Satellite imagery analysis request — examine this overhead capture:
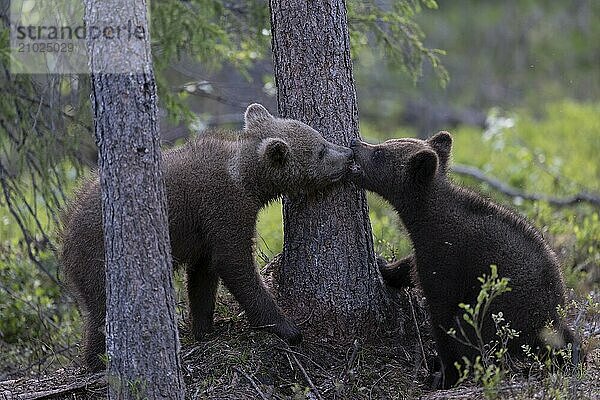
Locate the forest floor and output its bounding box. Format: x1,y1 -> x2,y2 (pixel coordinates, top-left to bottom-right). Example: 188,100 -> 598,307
2,287 -> 598,400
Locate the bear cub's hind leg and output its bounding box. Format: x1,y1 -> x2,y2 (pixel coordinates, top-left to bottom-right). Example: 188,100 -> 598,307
83,310 -> 107,372
186,263 -> 219,341
377,254 -> 416,288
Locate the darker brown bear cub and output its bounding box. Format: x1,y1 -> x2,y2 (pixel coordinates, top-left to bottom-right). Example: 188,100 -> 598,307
60,104 -> 354,371
350,132 -> 579,388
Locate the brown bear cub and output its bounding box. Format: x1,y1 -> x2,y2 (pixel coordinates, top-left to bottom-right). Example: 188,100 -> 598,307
60,104 -> 354,371
350,132 -> 579,388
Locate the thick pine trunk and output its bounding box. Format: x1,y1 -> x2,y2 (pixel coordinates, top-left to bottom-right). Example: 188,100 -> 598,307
270,0 -> 395,338
84,1 -> 185,398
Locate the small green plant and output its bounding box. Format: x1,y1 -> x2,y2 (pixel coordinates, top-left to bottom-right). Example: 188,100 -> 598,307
127,378 -> 148,400
99,352 -> 109,368
454,265 -> 513,351
290,383 -> 311,399
107,374 -> 148,400
522,296 -> 595,382
447,265 -> 518,398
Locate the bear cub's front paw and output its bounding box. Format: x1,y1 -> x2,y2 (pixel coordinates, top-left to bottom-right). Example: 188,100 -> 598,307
376,254 -> 389,271
191,317 -> 214,342
269,318 -> 303,345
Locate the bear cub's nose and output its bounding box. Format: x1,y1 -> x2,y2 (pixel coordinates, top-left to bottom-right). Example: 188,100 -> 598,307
343,147 -> 354,163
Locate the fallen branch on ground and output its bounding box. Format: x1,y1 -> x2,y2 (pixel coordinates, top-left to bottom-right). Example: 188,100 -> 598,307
0,372 -> 105,400
288,351 -> 324,400
233,367 -> 268,400
452,164 -> 600,208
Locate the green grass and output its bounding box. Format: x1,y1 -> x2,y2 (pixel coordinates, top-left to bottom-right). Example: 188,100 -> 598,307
256,201 -> 284,266
361,101 -> 600,193
255,194 -> 412,265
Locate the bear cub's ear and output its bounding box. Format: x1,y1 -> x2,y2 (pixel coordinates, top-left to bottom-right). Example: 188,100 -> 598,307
427,131 -> 452,171
408,149 -> 438,185
244,103 -> 274,129
259,138 -> 290,167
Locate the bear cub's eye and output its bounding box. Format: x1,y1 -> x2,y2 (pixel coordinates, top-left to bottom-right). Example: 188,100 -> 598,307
373,148 -> 384,162
318,145 -> 327,160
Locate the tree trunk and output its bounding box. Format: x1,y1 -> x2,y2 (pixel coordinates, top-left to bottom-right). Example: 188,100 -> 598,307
84,1 -> 185,398
270,0 -> 396,338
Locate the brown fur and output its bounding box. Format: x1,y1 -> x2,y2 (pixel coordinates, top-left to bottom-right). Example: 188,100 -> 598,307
59,104 -> 354,371
351,132 -> 580,388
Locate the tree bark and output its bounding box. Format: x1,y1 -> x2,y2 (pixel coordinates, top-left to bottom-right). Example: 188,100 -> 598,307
84,1 -> 185,398
270,0 -> 396,338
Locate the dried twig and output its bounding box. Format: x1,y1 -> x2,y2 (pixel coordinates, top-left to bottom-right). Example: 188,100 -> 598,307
452,164 -> 600,208
276,347 -> 327,372
419,383 -> 524,400
175,82 -> 245,108
368,369 -> 393,400
340,339 -> 360,382
232,367 -> 268,400
289,352 -> 324,400
407,289 -> 428,373
347,339 -> 360,371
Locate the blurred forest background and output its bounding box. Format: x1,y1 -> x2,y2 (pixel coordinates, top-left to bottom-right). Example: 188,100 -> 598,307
0,0 -> 598,389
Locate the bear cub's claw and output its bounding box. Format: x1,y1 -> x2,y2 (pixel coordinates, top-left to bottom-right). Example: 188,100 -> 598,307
286,329 -> 303,345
